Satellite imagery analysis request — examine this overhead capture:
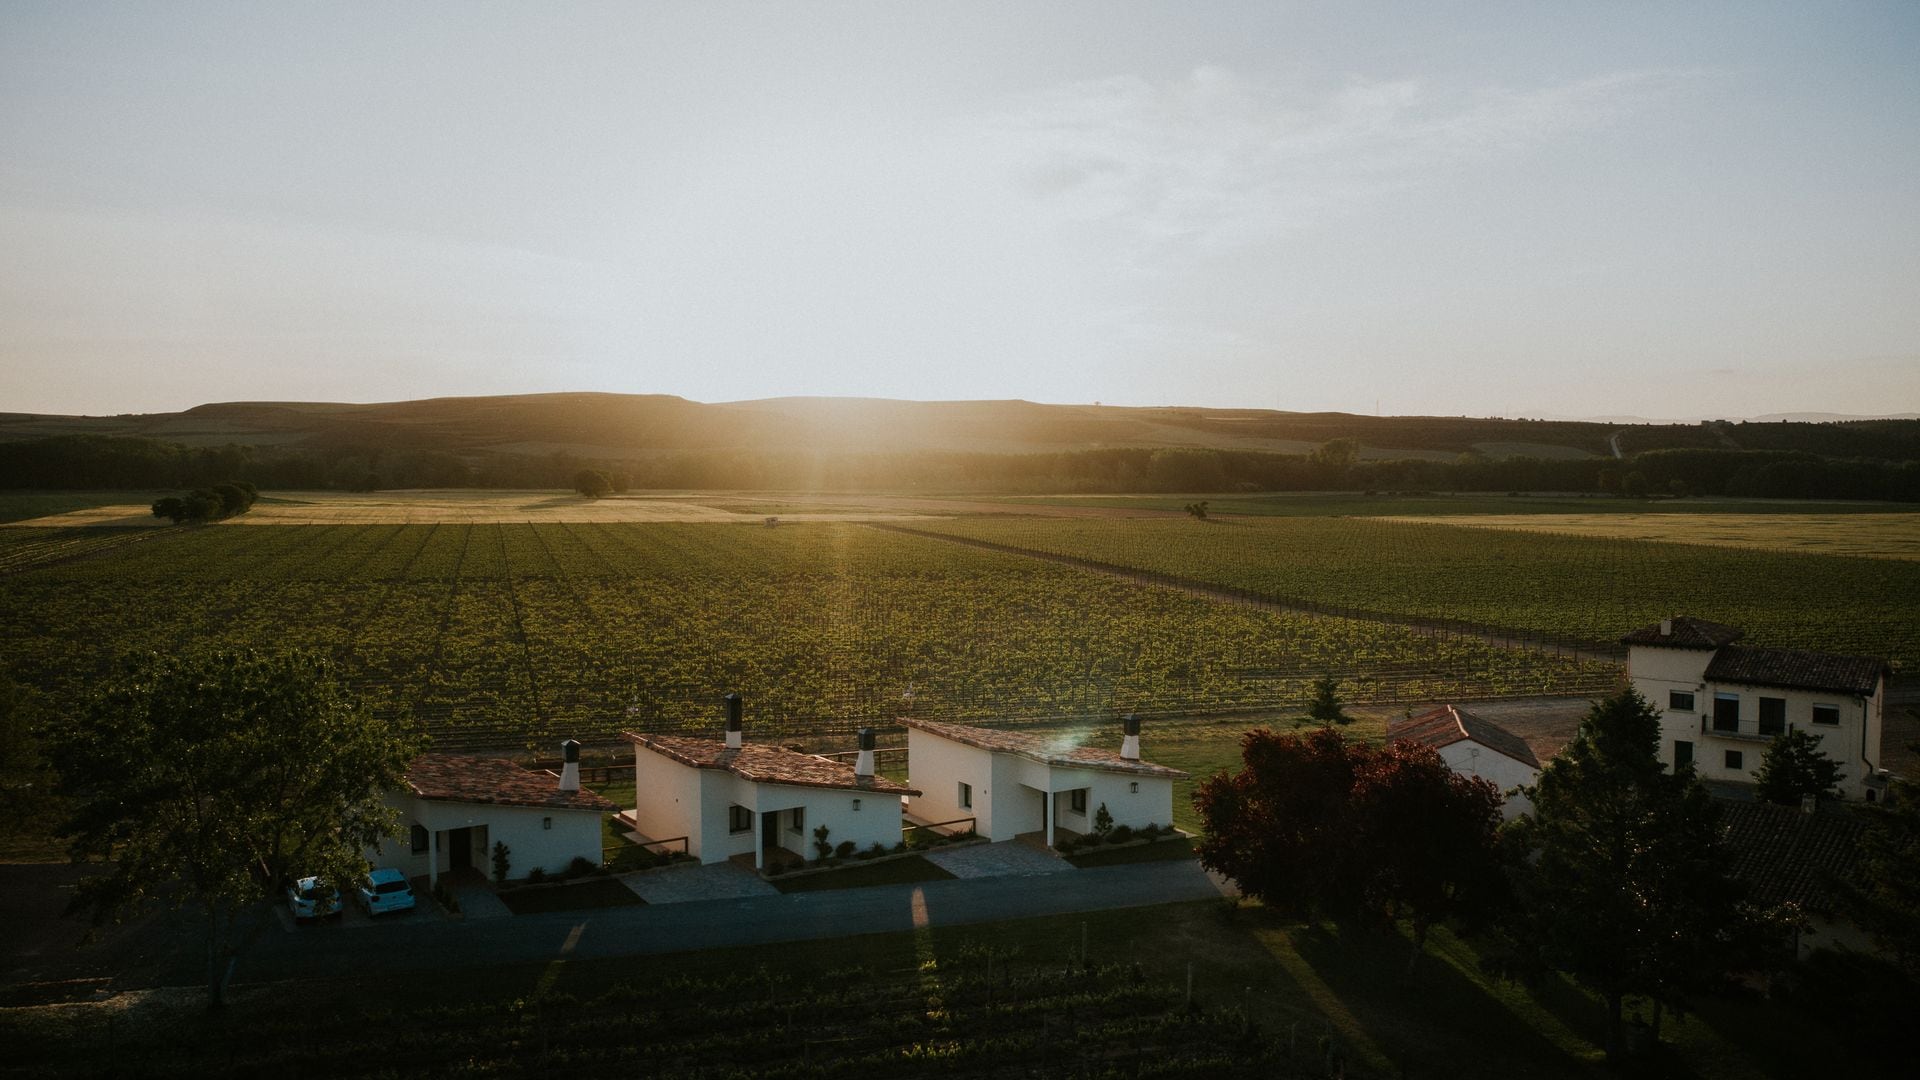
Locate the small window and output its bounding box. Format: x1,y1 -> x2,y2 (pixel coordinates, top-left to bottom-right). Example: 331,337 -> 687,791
1129,782 -> 1139,794
1758,697 -> 1786,737
1070,789 -> 1088,815
411,824 -> 429,854
852,798 -> 862,812
958,782 -> 972,810
1674,741 -> 1694,771
729,805 -> 752,834
543,817 -> 552,831
1724,749 -> 1744,771
1669,690 -> 1695,712
788,807 -> 805,834
1812,704 -> 1840,726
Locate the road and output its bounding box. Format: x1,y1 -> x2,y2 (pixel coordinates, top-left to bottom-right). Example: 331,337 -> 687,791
1,858 -> 1228,992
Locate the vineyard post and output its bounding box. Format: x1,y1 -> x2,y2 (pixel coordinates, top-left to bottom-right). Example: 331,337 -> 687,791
1185,962 -> 1193,1007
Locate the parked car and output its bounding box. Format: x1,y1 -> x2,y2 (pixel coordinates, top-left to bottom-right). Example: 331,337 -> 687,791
358,867 -> 417,916
287,876 -> 340,920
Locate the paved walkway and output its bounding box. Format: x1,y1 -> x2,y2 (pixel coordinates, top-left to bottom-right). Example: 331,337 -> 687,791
925,839 -> 1069,879
442,873 -> 512,920
619,861 -> 779,904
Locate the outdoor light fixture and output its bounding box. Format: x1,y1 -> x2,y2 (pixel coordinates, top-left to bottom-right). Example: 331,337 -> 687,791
543,817 -> 552,830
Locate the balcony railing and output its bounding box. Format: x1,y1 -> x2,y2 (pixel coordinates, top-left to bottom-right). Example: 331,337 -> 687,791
1699,716 -> 1791,742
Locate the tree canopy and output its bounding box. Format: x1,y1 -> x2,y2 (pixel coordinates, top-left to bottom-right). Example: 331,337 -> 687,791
50,649 -> 419,1005
1753,729 -> 1845,806
1307,675 -> 1350,725
574,468 -> 614,498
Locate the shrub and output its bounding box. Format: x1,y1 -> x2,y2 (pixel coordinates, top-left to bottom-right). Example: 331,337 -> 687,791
1093,803 -> 1114,836
1056,836 -> 1081,853
812,824 -> 833,863
865,841 -> 888,859
567,855 -> 600,879
835,840 -> 856,859
1136,823 -> 1161,840
1111,824 -> 1134,843
893,841 -> 908,854
526,866 -> 547,885
491,841 -> 511,884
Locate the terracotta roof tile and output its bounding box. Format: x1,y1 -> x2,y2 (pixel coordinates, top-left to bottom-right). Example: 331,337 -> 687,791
900,717 -> 1188,779
1705,645 -> 1889,698
406,755 -> 618,813
1718,798 -> 1869,912
625,733 -> 919,796
1621,617 -> 1745,650
1388,706 -> 1541,770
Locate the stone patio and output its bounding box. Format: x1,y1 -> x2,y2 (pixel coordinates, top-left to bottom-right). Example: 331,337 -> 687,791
925,839 -> 1072,880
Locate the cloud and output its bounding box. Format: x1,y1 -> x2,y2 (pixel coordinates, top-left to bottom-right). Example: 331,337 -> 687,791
984,65 -> 1702,258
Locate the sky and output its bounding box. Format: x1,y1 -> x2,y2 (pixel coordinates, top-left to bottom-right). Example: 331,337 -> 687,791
3,1 -> 1918,419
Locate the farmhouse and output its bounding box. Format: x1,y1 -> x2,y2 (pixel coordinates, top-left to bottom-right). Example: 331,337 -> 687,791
374,740 -> 618,887
902,715 -> 1185,845
1624,617 -> 1891,801
1387,704 -> 1541,818
624,694 -> 919,869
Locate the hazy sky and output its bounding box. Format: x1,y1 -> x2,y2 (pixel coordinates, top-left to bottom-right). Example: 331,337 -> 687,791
4,2 -> 1917,418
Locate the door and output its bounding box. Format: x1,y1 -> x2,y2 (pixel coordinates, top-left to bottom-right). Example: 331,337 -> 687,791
761,811 -> 779,852
1674,740 -> 1694,772
448,827 -> 472,871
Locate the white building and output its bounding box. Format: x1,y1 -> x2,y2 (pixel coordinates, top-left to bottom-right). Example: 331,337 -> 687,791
1387,704 -> 1541,818
373,741 -> 618,888
1624,617 -> 1891,800
901,715 -> 1185,846
624,696 -> 918,870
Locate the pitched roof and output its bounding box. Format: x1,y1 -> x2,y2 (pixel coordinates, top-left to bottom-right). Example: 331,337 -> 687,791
1388,705 -> 1541,770
899,717 -> 1188,779
406,754 -> 618,813
1705,645 -> 1889,698
624,733 -> 919,796
1621,617 -> 1745,650
1718,798 -> 1869,912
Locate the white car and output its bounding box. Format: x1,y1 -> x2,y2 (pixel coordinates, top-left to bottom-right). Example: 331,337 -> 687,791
287,876 -> 340,920
358,867 -> 417,916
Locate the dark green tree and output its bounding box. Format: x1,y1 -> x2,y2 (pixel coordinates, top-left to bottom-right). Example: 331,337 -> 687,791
50,650 -> 419,1007
1845,776 -> 1920,978
1502,687 -> 1758,1060
1753,729 -> 1845,806
574,468 -> 613,498
1308,675 -> 1350,725
0,674 -> 56,844
150,496 -> 187,523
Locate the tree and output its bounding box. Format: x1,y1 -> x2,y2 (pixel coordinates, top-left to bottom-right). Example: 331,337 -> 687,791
1308,675 -> 1350,725
1195,727 -> 1363,921
1184,500 -> 1209,520
0,674 -> 56,839
1501,687 -> 1757,1060
1621,471 -> 1650,498
574,468 -> 613,498
1753,729 -> 1845,806
49,650 -> 419,1007
150,496 -> 187,523
1845,776 -> 1920,977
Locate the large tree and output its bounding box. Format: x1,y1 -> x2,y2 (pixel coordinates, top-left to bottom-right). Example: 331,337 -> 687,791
1501,687 -> 1759,1060
1753,728 -> 1845,806
1846,775 -> 1920,978
1194,727 -> 1503,970
50,649 -> 419,1006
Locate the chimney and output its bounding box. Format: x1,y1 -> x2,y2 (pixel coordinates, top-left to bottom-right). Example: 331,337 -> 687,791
1660,618 -> 1673,637
855,727 -> 876,779
559,739 -> 581,792
724,692 -> 743,750
1801,793 -> 1817,815
1121,714 -> 1141,761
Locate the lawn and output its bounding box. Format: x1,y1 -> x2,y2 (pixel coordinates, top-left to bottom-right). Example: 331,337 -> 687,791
771,854 -> 955,892
495,876 -> 644,914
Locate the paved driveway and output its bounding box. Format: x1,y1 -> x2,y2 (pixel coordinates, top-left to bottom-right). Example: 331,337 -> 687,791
619,861 -> 778,904
925,840 -> 1069,879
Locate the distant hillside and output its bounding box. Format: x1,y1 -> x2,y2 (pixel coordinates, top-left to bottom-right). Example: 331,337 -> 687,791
6,393 -> 1917,462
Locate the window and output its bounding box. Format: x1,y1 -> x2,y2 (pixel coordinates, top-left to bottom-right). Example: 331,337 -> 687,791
542,817 -> 552,831
1129,782 -> 1139,794
788,807 -> 805,834
1712,694 -> 1740,733
1070,789 -> 1088,815
958,782 -> 972,810
1812,704 -> 1840,726
1674,741 -> 1693,771
1758,697 -> 1786,737
1669,690 -> 1695,712
728,805 -> 752,834
1724,749 -> 1744,771
411,824 -> 429,854
852,798 -> 862,812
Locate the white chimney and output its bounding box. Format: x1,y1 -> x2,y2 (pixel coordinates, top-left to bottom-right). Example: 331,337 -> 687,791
1801,793 -> 1817,815
724,692 -> 743,750
855,727 -> 876,779
1120,715 -> 1140,761
1660,618 -> 1673,637
559,739 -> 581,792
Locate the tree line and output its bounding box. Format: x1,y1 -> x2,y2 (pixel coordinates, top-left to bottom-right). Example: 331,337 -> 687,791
3,432 -> 1919,500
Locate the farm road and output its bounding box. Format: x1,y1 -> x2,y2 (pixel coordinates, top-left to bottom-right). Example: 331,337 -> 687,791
1,859 -> 1229,993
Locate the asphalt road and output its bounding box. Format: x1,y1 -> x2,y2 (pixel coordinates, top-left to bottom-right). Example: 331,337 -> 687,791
2,858 -> 1228,992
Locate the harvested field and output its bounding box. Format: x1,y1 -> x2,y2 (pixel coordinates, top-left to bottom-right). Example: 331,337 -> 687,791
1384,512 -> 1920,561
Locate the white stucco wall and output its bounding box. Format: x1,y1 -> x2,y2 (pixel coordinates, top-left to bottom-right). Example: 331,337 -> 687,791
368,795 -> 604,883
1086,772 -> 1176,831
906,728 -> 998,836
633,748 -> 704,857
1436,742 -> 1538,819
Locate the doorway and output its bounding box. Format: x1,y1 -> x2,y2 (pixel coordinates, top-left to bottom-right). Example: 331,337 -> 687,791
448,827 -> 472,871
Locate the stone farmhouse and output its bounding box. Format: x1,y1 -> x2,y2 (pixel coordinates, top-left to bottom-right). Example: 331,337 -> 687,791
1623,617 -> 1891,801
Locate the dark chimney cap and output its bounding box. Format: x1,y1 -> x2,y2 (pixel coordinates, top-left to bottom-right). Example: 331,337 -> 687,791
562,739 -> 581,763
724,692 -> 742,731
1123,714 -> 1140,735
857,727 -> 876,751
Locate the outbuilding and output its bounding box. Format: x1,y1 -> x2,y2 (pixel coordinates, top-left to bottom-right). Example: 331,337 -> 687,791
1387,705 -> 1542,818
902,715 -> 1185,846
373,740 -> 617,887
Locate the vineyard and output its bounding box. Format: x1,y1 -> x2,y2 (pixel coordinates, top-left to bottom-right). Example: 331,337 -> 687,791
908,517 -> 1920,669
0,522 -> 1616,752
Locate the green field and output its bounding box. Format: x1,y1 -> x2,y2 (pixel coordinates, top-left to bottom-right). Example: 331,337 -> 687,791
0,521 -> 1614,752
911,517 -> 1920,668
1002,491 -> 1920,518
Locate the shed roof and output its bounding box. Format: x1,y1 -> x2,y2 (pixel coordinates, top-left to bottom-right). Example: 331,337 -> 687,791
405,754 -> 618,813
900,717 -> 1188,779
1621,617 -> 1745,650
1718,799 -> 1869,913
1705,645 -> 1889,698
625,733 -> 919,796
1388,705 -> 1542,770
